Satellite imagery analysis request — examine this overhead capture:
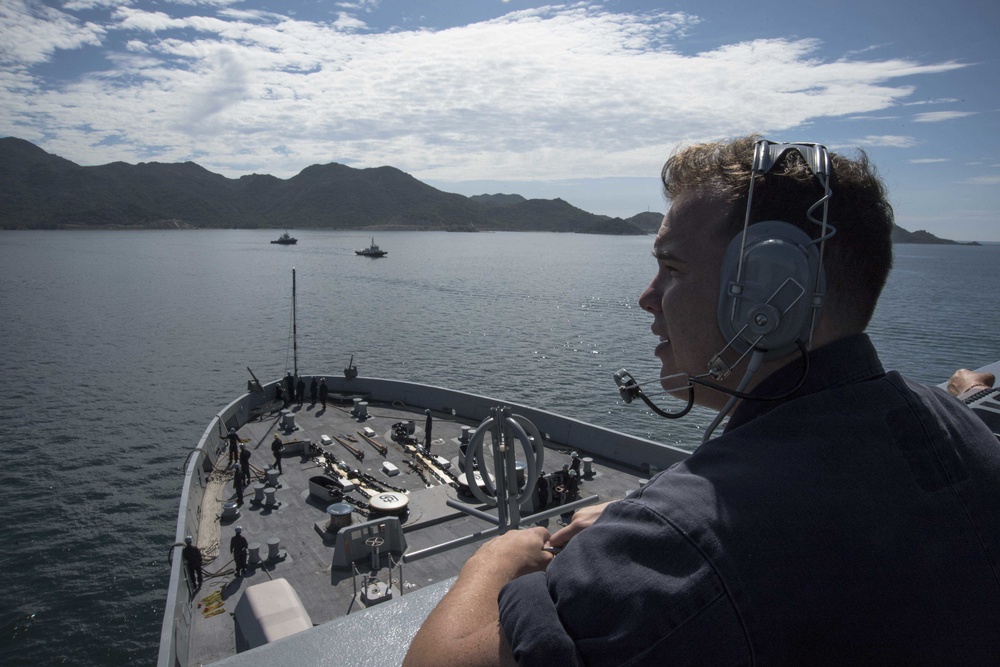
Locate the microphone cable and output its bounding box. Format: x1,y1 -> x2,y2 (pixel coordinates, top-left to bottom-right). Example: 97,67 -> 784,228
701,350 -> 764,444
613,370 -> 695,419
696,341 -> 808,443
613,341 -> 810,437
690,339 -> 810,402
640,384 -> 695,419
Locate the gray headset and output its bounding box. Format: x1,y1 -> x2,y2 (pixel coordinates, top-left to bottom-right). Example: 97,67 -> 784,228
715,141 -> 834,365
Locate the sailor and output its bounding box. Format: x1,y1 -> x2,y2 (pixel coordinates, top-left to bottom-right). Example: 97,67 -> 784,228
555,470 -> 579,524
535,471 -> 549,510
238,444 -> 251,485
230,526 -> 249,577
227,428 -> 239,464
569,451 -> 581,476
296,377 -> 305,404
271,433 -> 284,474
284,372 -> 295,403
233,463 -> 245,506
275,381 -> 284,405
319,378 -> 329,408
405,136 -> 1000,665
565,469 -> 580,501
310,377 -> 318,404
182,535 -> 203,588
423,409 -> 433,453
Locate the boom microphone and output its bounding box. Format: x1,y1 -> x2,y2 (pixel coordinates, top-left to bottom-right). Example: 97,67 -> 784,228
613,369 -> 694,419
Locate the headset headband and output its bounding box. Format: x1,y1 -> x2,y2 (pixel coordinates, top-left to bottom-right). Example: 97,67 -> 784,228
752,141 -> 830,180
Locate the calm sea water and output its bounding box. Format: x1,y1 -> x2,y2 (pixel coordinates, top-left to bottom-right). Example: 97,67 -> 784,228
0,230 -> 997,665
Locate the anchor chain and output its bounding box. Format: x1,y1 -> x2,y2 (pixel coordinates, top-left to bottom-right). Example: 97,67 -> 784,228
341,495 -> 371,517
405,459 -> 434,487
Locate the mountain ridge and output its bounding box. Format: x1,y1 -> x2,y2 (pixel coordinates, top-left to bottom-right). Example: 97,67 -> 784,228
0,137 -> 969,243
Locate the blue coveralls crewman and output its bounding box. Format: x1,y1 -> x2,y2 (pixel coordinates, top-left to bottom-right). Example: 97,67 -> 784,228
230,526 -> 248,577
271,434 -> 284,474
182,535 -> 203,588
227,428 -> 239,464
238,444 -> 251,484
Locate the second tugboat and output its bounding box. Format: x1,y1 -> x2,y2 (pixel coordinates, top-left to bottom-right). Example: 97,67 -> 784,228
355,237 -> 387,257
271,232 -> 298,245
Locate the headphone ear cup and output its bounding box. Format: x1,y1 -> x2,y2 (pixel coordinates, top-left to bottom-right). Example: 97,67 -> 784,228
717,221 -> 824,360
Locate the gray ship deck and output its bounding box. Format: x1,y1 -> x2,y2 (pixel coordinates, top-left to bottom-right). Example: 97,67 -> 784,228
164,364 -> 1000,667
187,390 -> 653,666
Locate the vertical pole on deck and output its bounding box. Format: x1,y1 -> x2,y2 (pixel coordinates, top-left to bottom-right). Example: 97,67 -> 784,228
292,268 -> 298,377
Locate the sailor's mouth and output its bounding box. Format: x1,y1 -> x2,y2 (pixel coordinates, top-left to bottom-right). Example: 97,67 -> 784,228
654,338 -> 670,357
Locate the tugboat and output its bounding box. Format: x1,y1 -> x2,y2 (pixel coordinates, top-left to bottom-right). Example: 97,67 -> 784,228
271,232 -> 298,245
355,237 -> 387,257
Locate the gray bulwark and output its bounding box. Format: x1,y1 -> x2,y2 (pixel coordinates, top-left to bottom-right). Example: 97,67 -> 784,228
213,579 -> 451,667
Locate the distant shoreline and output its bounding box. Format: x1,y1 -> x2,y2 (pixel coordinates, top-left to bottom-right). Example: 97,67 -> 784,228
0,225 -> 984,245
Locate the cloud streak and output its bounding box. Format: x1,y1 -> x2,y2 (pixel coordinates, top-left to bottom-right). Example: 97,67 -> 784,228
913,110 -> 977,123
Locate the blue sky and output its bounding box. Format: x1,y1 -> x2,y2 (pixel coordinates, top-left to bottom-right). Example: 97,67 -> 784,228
2,0 -> 998,241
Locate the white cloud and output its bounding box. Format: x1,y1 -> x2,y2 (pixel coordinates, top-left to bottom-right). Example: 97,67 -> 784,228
964,175 -> 1000,186
909,158 -> 950,164
847,135 -> 918,149
0,2 -> 971,187
336,0 -> 380,11
160,0 -> 243,6
913,110 -> 977,122
332,11 -> 368,30
843,43 -> 893,58
0,0 -> 106,66
62,0 -> 130,9
902,97 -> 959,106
844,115 -> 899,121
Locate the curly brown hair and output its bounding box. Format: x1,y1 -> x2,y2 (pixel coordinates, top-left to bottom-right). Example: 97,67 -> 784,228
660,135 -> 894,332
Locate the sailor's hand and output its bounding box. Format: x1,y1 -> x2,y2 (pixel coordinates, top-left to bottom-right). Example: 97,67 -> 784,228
407,530 -> 542,667
947,368 -> 995,397
464,526 -> 553,581
548,500 -> 613,548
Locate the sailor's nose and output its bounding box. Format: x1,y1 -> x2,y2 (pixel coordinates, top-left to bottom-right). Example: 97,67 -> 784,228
639,282 -> 661,313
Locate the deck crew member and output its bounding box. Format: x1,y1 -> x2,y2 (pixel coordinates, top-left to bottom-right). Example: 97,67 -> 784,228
296,378 -> 305,404
227,428 -> 239,464
404,136 -> 1000,666
569,451 -> 581,476
271,433 -> 284,474
233,463 -> 245,506
535,472 -> 548,510
284,372 -> 295,404
230,526 -> 248,577
310,377 -> 318,404
565,469 -> 579,501
182,535 -> 203,588
238,444 -> 251,484
423,409 -> 433,452
319,378 -> 328,408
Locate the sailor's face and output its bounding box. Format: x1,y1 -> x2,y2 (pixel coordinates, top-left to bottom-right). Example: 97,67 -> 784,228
638,191 -> 731,410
